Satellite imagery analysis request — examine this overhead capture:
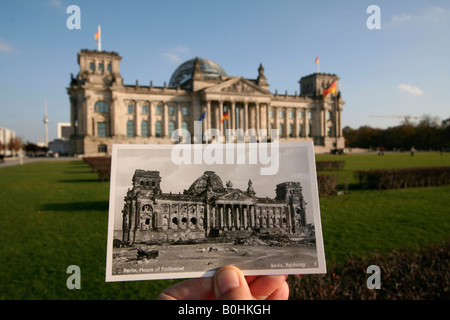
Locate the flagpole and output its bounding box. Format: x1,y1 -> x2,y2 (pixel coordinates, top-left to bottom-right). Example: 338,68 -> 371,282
315,55 -> 320,73
98,25 -> 101,52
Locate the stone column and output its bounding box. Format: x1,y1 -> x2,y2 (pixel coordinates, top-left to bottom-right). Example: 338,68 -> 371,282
275,106 -> 279,137
303,108 -> 309,137
84,96 -> 91,136
219,205 -> 223,229
148,101 -> 153,137
163,102 -> 169,138
110,98 -> 117,137
238,106 -> 244,129
244,102 -> 248,131
219,101 -> 224,134
227,206 -> 232,230
207,100 -> 212,131
135,101 -> 141,137
256,103 -> 260,133
176,102 -> 182,130
285,107 -> 289,138
266,104 -> 271,139
231,101 -> 236,131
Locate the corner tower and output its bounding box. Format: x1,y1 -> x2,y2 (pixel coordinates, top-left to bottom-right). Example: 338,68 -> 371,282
275,182 -> 307,233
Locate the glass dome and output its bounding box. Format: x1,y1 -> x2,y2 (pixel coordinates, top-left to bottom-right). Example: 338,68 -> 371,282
168,57 -> 226,88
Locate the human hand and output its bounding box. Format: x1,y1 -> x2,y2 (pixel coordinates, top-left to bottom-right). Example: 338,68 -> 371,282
157,265 -> 289,300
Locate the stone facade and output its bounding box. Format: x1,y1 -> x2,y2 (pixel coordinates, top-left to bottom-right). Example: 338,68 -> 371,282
67,49 -> 345,156
122,170 -> 307,243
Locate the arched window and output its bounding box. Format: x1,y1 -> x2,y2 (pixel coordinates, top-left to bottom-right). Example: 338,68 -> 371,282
289,124 -> 293,137
182,121 -> 189,131
126,121 -> 134,138
141,121 -> 149,137
155,121 -> 162,137
94,101 -> 109,113
168,121 -> 175,137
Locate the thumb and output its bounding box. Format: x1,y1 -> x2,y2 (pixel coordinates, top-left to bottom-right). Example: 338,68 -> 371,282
214,265 -> 253,300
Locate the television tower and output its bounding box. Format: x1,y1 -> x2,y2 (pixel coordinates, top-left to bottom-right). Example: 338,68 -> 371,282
44,98 -> 49,147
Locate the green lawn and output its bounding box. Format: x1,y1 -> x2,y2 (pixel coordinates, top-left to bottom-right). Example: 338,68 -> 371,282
0,153 -> 449,299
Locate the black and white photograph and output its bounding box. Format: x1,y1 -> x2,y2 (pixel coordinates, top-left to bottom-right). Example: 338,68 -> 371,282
106,141 -> 326,281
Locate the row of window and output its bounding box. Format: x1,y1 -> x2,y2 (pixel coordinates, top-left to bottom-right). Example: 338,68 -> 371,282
94,101 -> 190,116
97,122 -> 333,138
96,121 -> 189,138
89,62 -> 112,73
127,104 -> 189,116
272,124 -> 311,138
94,101 -> 333,122
269,110 -> 333,121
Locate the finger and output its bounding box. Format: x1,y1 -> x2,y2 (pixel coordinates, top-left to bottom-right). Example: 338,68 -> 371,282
248,275 -> 289,300
214,265 -> 253,300
265,280 -> 290,300
157,276 -> 215,300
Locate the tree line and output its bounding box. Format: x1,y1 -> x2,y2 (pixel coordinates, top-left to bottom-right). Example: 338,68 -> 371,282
0,138 -> 49,158
344,116 -> 450,151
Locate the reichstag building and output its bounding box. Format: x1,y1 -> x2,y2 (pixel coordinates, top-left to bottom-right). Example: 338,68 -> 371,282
122,170 -> 307,243
67,49 -> 344,155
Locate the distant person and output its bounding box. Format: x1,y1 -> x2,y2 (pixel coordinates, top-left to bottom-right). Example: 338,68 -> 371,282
157,265 -> 289,300
410,146 -> 415,156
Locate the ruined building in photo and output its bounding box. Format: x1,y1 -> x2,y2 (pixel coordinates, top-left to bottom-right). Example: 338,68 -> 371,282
68,49 -> 345,156
122,170 -> 308,243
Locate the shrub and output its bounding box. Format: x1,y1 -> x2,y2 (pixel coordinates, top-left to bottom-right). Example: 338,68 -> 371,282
356,167 -> 450,190
83,156 -> 111,181
288,240 -> 450,299
317,174 -> 339,195
316,161 -> 345,171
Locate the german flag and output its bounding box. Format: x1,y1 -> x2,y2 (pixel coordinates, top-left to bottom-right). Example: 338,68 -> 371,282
323,81 -> 337,98
220,112 -> 229,123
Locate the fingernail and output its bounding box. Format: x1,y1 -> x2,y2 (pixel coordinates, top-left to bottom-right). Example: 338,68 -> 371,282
216,269 -> 240,294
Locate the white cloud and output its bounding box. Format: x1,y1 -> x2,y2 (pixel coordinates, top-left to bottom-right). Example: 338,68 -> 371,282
0,39 -> 15,53
389,13 -> 412,26
387,6 -> 449,28
162,52 -> 182,63
48,0 -> 63,8
397,84 -> 424,96
424,6 -> 449,23
162,46 -> 191,63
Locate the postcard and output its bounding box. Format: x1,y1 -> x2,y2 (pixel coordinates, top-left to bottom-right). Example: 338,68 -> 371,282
106,141 -> 326,281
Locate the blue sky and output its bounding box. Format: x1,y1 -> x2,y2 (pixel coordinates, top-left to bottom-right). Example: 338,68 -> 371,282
1,0 -> 449,143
